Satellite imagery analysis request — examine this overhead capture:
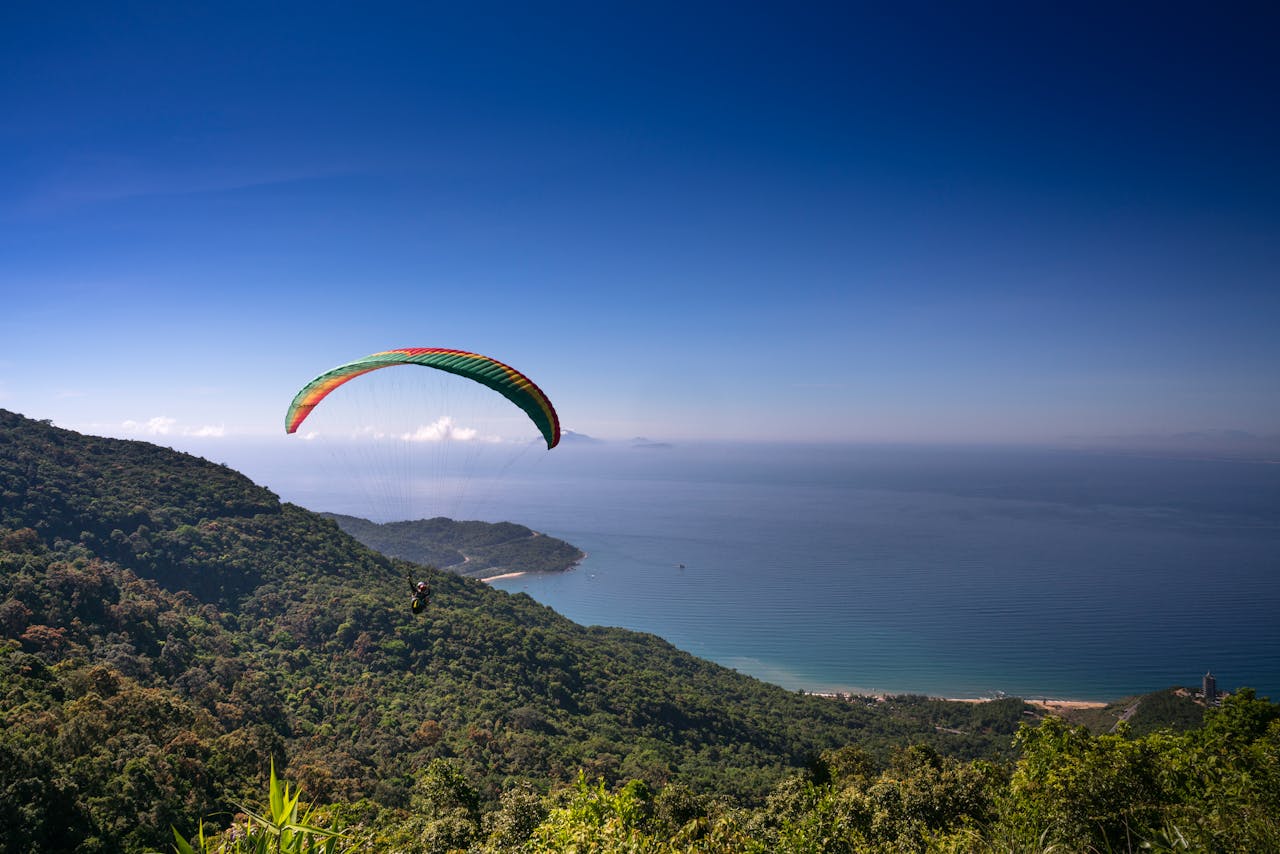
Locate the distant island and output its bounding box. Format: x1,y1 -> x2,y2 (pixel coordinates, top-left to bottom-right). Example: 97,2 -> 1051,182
321,512 -> 585,579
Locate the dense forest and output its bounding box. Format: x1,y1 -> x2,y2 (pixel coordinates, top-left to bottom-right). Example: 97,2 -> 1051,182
322,513 -> 584,579
1,409 -> 1276,852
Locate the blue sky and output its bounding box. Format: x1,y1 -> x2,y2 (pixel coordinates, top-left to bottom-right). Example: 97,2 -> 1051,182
2,2 -> 1277,449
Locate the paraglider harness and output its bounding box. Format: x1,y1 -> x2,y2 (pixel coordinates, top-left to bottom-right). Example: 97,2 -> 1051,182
411,576 -> 430,614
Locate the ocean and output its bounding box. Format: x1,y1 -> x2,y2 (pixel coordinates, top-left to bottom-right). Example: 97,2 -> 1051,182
260,440 -> 1280,701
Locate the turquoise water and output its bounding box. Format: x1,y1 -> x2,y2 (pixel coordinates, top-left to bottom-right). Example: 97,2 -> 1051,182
267,441 -> 1280,701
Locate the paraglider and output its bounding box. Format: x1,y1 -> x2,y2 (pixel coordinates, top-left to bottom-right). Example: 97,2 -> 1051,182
286,347 -> 561,614
411,579 -> 430,614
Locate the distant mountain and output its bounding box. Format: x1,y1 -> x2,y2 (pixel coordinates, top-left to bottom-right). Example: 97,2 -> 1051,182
630,436 -> 674,449
557,429 -> 604,444
321,513 -> 584,579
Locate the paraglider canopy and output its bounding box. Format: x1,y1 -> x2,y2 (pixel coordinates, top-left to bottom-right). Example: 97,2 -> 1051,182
286,348 -> 560,449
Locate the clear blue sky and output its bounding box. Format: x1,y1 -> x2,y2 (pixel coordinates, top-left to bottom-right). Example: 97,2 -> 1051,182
2,2 -> 1277,447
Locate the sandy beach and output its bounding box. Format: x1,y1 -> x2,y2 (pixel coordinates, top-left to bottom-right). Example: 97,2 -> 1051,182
1025,699 -> 1109,711
943,697 -> 1108,710
481,571 -> 527,583
812,692 -> 1110,709
483,551 -> 588,584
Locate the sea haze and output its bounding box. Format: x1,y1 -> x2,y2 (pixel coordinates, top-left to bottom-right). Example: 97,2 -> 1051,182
264,441 -> 1280,701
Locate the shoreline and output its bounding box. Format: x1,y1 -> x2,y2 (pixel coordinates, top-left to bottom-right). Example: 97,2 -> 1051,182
941,696 -> 1107,710
810,691 -> 1109,709
1023,698 -> 1109,711
484,566 -> 1120,708
481,551 -> 588,584
482,571 -> 527,583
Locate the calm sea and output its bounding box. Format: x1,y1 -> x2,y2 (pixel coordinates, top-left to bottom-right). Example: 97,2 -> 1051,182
261,441 -> 1280,701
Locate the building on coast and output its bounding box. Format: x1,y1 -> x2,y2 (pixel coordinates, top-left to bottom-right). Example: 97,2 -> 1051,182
1202,671 -> 1218,705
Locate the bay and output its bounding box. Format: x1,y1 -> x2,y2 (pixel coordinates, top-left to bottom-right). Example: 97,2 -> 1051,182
266,441 -> 1280,701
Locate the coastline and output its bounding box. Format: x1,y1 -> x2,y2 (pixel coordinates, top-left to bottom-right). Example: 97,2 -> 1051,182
941,696 -> 1107,710
481,550 -> 588,584
482,571 -> 527,583
1024,698 -> 1108,711
810,691 -> 1109,709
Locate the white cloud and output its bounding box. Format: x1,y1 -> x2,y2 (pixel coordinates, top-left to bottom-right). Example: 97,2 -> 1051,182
119,416 -> 226,438
122,416 -> 177,435
303,420 -> 511,444
347,425 -> 389,440
402,416 -> 480,443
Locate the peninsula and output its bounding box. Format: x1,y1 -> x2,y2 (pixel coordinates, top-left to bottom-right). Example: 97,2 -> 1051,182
322,512 -> 585,579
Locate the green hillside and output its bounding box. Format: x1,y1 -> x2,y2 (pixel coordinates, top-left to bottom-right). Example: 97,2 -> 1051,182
3,409 -> 1276,853
0,410 -> 1015,849
322,513 -> 585,579
1052,687 -> 1208,735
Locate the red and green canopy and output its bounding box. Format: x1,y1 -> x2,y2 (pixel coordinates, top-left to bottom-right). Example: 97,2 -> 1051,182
285,348 -> 560,449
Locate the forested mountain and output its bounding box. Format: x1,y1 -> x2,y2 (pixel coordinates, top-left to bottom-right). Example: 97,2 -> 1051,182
322,513 -> 584,578
3,409 -> 1277,853
0,410 -> 1018,850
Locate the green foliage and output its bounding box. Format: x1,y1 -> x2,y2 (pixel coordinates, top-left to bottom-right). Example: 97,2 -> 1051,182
1123,688 -> 1206,734
480,782 -> 547,851
1006,717 -> 1170,849
171,763 -> 345,854
399,759 -> 483,853
481,707 -> 1278,852
526,774 -> 658,852
1049,688 -> 1207,736
997,692 -> 1280,852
